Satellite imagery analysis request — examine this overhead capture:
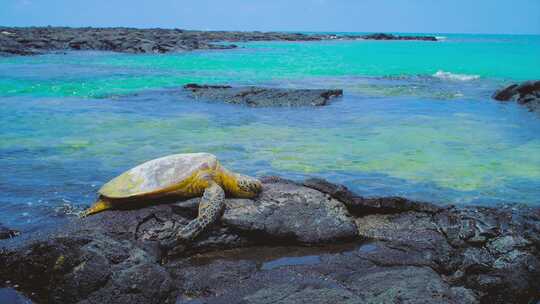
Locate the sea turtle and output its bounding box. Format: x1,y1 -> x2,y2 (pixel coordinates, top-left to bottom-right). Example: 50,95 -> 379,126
82,153 -> 262,246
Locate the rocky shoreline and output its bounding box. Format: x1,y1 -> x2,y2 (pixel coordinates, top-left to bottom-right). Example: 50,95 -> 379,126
1,177 -> 538,304
0,27 -> 438,56
183,83 -> 343,107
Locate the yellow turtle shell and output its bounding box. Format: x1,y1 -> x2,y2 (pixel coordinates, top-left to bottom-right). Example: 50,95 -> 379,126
99,152 -> 218,199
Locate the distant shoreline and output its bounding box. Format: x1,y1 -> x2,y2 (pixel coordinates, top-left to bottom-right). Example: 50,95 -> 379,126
0,26 -> 438,56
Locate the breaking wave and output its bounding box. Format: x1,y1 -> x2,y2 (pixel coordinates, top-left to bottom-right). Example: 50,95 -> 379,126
433,70 -> 480,81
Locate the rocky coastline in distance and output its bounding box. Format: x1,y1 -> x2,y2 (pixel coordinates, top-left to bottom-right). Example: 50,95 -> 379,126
1,177 -> 538,304
0,27 -> 439,56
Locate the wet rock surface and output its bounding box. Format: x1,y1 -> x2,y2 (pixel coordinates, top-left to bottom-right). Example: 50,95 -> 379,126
183,84 -> 343,107
1,177 -> 538,304
0,27 -> 438,56
493,80 -> 540,113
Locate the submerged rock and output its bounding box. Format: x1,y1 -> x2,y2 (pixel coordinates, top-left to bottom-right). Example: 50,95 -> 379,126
493,80 -> 540,113
0,224 -> 19,240
1,177 -> 538,304
183,83 -> 343,107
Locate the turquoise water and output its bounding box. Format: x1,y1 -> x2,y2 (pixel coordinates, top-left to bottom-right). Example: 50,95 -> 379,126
1,33 -> 540,232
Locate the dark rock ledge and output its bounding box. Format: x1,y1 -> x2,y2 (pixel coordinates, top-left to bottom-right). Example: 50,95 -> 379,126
493,80 -> 540,113
357,33 -> 438,41
1,177 -> 538,304
0,27 -> 438,56
183,83 -> 343,107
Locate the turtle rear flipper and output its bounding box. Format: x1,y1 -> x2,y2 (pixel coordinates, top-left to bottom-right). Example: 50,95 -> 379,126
81,199 -> 112,217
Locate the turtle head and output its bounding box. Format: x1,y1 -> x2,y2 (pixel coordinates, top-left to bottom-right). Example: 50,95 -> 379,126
234,174 -> 263,198
219,170 -> 262,198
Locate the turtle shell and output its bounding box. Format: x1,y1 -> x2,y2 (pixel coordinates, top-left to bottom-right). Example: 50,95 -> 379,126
99,153 -> 217,199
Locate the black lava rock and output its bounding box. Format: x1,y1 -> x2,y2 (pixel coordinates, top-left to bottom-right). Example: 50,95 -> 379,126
493,80 -> 540,113
183,83 -> 343,107
1,178 -> 538,304
0,27 -> 438,56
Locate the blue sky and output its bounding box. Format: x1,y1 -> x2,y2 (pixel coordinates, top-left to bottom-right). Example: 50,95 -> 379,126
2,0 -> 539,34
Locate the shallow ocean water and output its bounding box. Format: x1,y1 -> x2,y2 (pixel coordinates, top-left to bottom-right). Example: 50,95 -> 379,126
0,288 -> 32,304
1,33 -> 540,232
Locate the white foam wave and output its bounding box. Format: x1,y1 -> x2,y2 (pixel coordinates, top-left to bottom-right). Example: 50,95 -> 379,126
435,36 -> 447,41
433,70 -> 480,81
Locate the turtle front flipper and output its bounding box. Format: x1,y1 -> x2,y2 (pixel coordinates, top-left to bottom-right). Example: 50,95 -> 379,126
163,181 -> 225,249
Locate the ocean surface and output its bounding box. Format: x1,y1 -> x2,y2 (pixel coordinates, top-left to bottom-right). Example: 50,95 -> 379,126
1,33 -> 540,233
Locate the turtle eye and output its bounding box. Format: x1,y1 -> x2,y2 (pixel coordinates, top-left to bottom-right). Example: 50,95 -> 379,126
245,181 -> 261,194
238,181 -> 252,193
198,171 -> 214,181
